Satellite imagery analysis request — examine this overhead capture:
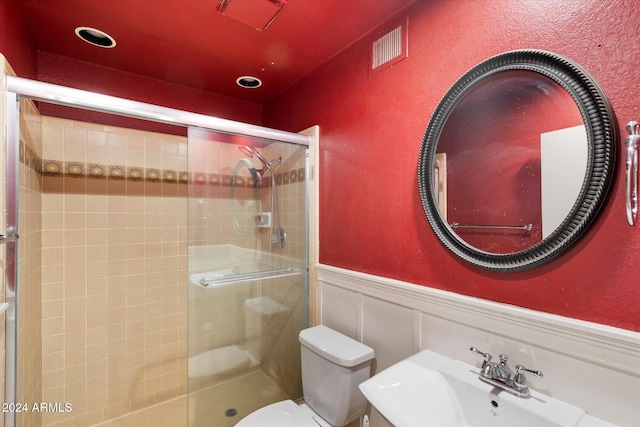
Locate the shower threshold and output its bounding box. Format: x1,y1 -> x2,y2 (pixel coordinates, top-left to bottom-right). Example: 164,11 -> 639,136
90,394 -> 187,427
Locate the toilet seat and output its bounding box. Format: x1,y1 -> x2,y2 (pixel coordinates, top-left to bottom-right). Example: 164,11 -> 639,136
235,400 -> 331,427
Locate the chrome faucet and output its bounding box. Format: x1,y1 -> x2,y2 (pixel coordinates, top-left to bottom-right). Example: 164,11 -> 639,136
470,347 -> 543,398
494,354 -> 513,381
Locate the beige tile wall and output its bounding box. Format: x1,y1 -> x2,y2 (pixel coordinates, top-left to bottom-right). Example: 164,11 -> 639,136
186,140 -> 258,248
186,132 -> 266,370
2,55 -> 45,427
40,117 -> 189,426
260,143 -> 308,398
16,97 -> 44,427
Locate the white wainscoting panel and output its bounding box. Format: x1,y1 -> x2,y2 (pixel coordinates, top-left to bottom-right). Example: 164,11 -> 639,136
362,296 -> 415,372
317,264 -> 640,427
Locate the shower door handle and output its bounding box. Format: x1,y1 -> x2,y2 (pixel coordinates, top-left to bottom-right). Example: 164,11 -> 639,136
0,233 -> 19,244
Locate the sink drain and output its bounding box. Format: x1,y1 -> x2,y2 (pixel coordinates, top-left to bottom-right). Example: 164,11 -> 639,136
225,408 -> 238,417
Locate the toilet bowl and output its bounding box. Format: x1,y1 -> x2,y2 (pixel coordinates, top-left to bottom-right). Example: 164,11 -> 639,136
235,325 -> 375,427
235,400 -> 332,427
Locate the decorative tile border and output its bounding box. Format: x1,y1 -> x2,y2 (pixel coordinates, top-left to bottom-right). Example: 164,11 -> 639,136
19,137 -> 42,174
41,159 -> 190,183
22,140 -> 304,187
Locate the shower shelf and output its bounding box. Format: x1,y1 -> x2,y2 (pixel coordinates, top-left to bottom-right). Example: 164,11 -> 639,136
198,267 -> 301,287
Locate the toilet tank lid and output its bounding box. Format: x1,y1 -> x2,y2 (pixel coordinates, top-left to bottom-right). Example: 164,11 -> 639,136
299,325 -> 374,367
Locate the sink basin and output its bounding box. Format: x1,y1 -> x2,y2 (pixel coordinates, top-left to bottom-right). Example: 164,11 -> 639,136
359,350 -> 616,427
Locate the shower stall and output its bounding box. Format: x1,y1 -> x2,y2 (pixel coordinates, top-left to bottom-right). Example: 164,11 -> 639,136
187,129 -> 309,426
2,74 -> 311,427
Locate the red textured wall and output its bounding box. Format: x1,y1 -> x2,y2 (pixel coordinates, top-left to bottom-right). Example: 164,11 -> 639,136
264,0 -> 640,331
0,0 -> 37,78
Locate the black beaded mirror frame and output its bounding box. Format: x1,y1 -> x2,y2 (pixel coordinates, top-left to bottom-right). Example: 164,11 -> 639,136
418,50 -> 617,271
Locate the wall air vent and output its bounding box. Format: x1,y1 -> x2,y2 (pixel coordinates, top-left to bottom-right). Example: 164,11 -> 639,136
370,18 -> 408,74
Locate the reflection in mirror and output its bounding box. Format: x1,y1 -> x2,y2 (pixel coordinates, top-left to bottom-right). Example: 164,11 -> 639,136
436,71 -> 586,254
540,125 -> 587,238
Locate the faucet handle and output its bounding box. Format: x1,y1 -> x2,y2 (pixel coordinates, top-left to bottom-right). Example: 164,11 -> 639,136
470,347 -> 493,378
513,364 -> 543,393
470,347 -> 492,361
515,364 -> 543,378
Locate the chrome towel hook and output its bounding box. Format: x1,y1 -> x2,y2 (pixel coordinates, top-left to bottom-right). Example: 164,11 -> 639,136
625,120 -> 640,226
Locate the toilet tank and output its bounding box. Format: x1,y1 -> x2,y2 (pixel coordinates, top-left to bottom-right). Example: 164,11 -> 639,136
298,325 -> 375,427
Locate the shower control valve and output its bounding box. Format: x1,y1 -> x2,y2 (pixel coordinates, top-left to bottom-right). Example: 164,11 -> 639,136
256,212 -> 272,228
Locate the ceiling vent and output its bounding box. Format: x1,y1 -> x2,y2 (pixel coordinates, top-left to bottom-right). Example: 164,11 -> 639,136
370,18 -> 408,74
217,0 -> 287,31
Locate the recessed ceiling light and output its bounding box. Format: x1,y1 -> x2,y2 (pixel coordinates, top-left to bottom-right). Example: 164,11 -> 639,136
236,76 -> 262,88
75,26 -> 116,48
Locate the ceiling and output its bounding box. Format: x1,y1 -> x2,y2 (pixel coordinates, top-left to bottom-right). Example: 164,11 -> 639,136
17,0 -> 416,104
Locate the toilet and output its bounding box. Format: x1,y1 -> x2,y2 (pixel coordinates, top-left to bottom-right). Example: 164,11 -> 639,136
236,325 -> 375,427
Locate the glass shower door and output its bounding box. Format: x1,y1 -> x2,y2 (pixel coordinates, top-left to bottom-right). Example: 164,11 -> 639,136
187,128 -> 308,426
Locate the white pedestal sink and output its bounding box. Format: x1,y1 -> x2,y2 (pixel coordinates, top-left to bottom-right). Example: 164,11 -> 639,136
359,350 -> 617,427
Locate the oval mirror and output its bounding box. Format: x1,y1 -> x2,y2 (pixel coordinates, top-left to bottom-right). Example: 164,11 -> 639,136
418,50 -> 617,271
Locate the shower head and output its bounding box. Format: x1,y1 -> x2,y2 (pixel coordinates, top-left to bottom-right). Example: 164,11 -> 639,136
248,167 -> 262,185
235,157 -> 263,185
238,145 -> 282,173
239,145 -> 257,158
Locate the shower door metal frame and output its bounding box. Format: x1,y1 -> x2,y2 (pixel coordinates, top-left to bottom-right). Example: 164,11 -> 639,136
6,76 -> 311,146
4,75 -> 311,427
4,90 -> 20,427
